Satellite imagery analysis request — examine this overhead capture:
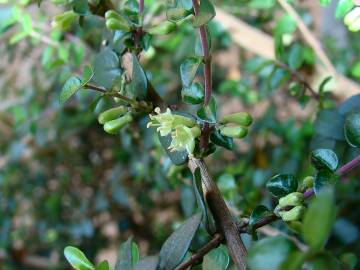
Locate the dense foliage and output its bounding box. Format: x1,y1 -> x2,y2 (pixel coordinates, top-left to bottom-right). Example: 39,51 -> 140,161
0,0 -> 360,269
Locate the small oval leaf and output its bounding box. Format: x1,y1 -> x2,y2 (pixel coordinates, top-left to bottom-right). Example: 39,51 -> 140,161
158,213 -> 202,270
344,113 -> 360,148
60,76 -> 82,105
64,246 -> 95,270
266,174 -> 298,198
310,149 -> 339,172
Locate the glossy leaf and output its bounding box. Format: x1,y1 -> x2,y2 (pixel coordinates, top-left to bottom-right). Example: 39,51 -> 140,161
210,130 -> 234,150
180,57 -> 202,87
130,54 -> 148,99
64,246 -> 95,270
302,188 -> 336,250
310,149 -> 339,172
166,0 -> 193,22
197,96 -> 217,123
193,0 -> 216,27
288,43 -> 304,69
115,238 -> 139,270
249,205 -> 272,230
344,113 -> 360,148
93,49 -> 122,89
158,213 -> 202,270
203,245 -> 229,270
247,236 -> 297,270
60,76 -> 82,105
266,174 -> 298,198
182,82 -> 204,104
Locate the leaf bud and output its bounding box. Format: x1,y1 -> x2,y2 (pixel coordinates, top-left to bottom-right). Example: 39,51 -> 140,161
279,206 -> 305,222
98,106 -> 127,124
302,176 -> 314,188
278,192 -> 304,208
219,126 -> 248,139
221,112 -> 253,126
103,112 -> 133,134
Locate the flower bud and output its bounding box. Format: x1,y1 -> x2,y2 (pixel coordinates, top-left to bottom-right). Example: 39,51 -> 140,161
51,11 -> 77,30
219,126 -> 248,139
302,176 -> 314,188
103,112 -> 132,134
278,192 -> 304,208
98,106 -> 127,124
148,21 -> 177,35
221,112 -> 253,126
279,206 -> 305,222
106,18 -> 131,31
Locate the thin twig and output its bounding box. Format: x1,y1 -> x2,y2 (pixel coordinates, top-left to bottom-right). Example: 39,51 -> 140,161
275,61 -> 320,100
175,233 -> 224,270
192,0 -> 212,106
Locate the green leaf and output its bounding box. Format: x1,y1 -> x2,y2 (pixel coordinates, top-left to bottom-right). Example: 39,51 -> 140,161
180,57 -> 202,87
351,61 -> 360,78
148,21 -> 177,35
266,174 -> 298,198
60,76 -> 82,105
81,65 -> 94,86
95,261 -> 109,270
275,14 -> 296,35
130,53 -> 148,99
335,0 -> 354,19
115,238 -> 139,270
344,113 -> 360,148
203,245 -> 229,270
93,49 -> 122,89
181,82 -> 204,104
193,0 -> 216,27
307,253 -> 341,270
314,170 -> 336,195
302,188 -> 336,250
134,256 -> 159,270
288,43 -> 304,69
280,251 -> 306,270
313,110 -> 345,141
64,246 -> 95,270
158,133 -> 188,165
158,213 -> 202,270
247,236 -> 297,270
310,149 -> 339,172
210,129 -> 234,150
269,68 -> 291,90
192,168 -> 216,235
197,96 -> 217,123
249,205 -> 273,231
166,0 -> 193,22
73,0 -> 89,15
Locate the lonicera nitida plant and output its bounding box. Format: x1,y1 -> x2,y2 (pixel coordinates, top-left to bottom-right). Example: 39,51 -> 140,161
2,0 -> 360,269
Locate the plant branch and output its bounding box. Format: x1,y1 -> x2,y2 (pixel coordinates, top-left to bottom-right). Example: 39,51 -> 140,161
175,233 -> 223,270
275,61 -> 320,100
188,158 -> 247,270
85,83 -> 150,111
336,154 -> 360,176
192,0 -> 212,106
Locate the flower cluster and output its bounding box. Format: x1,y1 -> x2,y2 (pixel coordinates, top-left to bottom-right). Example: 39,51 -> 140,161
147,107 -> 201,155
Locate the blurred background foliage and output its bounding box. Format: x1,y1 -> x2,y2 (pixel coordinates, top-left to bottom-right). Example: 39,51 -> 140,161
0,0 -> 359,269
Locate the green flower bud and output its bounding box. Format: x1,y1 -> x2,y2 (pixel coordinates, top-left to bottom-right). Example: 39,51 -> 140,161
106,18 -> 131,31
219,126 -> 248,139
278,192 -> 304,208
221,112 -> 253,126
98,106 -> 127,124
148,21 -> 177,35
303,176 -> 314,188
279,206 -> 305,222
51,11 -> 77,30
103,112 -> 133,134
344,7 -> 360,26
